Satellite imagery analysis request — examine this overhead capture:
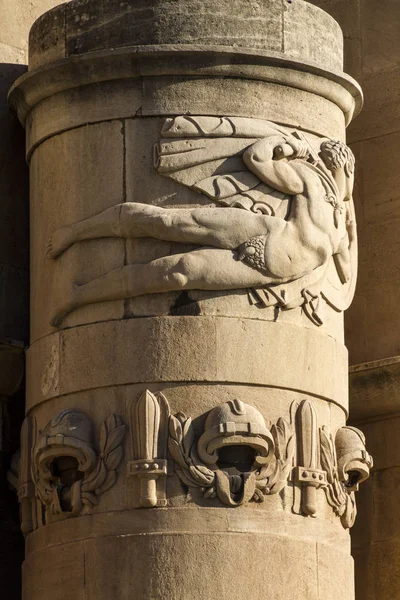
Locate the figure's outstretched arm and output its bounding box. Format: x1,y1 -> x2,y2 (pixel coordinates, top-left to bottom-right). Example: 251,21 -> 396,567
243,136 -> 309,196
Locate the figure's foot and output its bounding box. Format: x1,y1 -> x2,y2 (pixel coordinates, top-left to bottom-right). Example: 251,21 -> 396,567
50,284 -> 80,328
46,226 -> 76,259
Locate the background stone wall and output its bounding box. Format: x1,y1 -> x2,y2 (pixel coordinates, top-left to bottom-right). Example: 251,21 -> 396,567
309,0 -> 400,365
309,2 -> 400,598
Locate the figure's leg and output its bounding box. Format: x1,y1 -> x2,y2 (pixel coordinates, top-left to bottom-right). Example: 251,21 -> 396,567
50,247 -> 272,327
47,205 -> 125,259
47,202 -> 284,259
120,204 -> 282,250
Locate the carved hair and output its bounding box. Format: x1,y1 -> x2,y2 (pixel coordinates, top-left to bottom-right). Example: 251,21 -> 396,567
320,140 -> 355,178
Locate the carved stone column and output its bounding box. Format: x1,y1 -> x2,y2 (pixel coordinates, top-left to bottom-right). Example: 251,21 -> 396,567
9,1 -> 372,598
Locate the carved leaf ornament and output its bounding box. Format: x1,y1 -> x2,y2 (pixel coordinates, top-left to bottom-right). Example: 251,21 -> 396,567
81,414 -> 126,508
268,418 -> 296,495
169,413 -> 215,489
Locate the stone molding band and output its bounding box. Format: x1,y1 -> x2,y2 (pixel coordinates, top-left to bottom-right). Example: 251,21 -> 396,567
9,45 -> 362,129
25,84 -> 345,165
24,78 -> 345,162
25,507 -> 349,556
27,317 -> 349,412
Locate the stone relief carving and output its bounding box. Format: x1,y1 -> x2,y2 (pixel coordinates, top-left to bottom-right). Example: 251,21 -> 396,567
165,395 -> 371,528
291,400 -> 371,528
169,399 -> 295,506
10,395 -> 371,530
320,425 -> 372,529
18,417 -> 40,534
32,410 -> 126,523
46,116 -> 357,328
127,390 -> 170,507
7,417 -> 42,535
294,400 -> 327,517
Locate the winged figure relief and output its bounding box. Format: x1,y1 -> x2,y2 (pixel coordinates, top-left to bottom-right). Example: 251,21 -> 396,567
46,116 -> 357,328
154,116 -> 358,325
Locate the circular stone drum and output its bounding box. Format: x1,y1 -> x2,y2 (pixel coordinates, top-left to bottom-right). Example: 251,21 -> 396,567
9,1 -> 370,599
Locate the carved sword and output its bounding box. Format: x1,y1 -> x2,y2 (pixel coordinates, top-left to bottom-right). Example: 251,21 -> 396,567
295,400 -> 326,516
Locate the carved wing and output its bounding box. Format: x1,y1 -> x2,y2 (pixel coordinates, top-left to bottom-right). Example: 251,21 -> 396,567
155,116 -> 357,325
154,115 -> 291,216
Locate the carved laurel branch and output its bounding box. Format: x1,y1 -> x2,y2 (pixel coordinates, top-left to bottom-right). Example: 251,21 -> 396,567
168,413 -> 215,497
319,427 -> 356,529
267,418 -> 296,495
81,415 -> 126,508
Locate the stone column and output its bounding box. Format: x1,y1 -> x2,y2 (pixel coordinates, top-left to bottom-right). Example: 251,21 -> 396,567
9,1 -> 372,598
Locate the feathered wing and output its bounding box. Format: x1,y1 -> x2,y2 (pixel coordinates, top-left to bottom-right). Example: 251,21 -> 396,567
154,115 -> 290,216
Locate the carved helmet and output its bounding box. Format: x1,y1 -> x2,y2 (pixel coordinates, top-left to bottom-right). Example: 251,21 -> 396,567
198,400 -> 274,466
34,410 -> 97,483
335,426 -> 373,491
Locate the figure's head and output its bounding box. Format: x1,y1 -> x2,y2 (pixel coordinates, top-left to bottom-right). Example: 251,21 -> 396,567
320,140 -> 355,201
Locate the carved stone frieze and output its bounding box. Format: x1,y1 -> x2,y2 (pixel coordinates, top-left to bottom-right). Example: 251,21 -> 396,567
45,116 -> 357,329
32,410 -> 126,524
291,400 -> 372,528
11,394 -> 372,531
164,395 -> 371,528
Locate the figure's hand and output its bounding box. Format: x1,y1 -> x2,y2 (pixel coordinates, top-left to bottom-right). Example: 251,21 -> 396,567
273,143 -> 295,160
274,138 -> 310,161
288,138 -> 310,159
244,135 -> 306,195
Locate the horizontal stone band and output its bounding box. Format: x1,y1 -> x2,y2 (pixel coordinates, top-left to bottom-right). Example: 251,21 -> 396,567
26,506 -> 349,555
9,46 -> 362,130
27,316 -> 349,411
